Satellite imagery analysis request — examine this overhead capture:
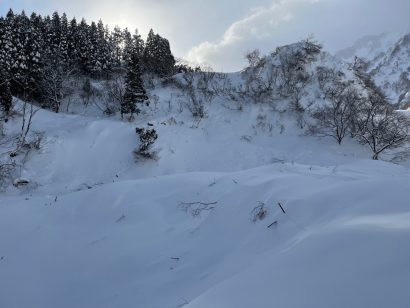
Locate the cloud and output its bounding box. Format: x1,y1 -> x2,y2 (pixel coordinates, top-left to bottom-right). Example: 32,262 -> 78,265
187,0 -> 320,71
187,0 -> 410,72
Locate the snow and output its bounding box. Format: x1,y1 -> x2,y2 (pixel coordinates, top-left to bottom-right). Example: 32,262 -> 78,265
361,33 -> 410,106
1,47 -> 410,307
1,152 -> 410,307
335,32 -> 398,62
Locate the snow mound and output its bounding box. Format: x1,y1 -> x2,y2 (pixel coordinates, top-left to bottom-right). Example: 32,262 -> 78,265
1,160 -> 409,308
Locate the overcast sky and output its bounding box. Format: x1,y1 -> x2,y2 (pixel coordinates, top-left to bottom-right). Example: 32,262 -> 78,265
1,0 -> 409,71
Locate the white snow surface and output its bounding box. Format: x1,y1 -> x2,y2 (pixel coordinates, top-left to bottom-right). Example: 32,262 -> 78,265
1,63 -> 410,307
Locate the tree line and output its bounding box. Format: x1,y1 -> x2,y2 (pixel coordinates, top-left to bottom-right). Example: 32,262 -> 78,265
0,9 -> 175,113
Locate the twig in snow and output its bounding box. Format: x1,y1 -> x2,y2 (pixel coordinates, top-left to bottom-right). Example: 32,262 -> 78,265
251,201 -> 268,222
116,215 -> 126,223
267,221 -> 278,228
178,201 -> 218,217
170,257 -> 180,270
278,202 -> 286,214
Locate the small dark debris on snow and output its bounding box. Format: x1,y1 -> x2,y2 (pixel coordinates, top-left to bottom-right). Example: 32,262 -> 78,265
116,215 -> 126,223
267,221 -> 278,228
13,178 -> 30,188
278,202 -> 286,214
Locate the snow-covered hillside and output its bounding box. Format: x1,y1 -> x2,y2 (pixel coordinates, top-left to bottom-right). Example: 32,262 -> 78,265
369,34 -> 410,107
335,33 -> 397,63
1,41 -> 410,308
1,104 -> 410,308
340,32 -> 410,108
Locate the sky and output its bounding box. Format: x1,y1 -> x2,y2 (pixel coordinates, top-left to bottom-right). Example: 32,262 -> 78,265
1,0 -> 409,71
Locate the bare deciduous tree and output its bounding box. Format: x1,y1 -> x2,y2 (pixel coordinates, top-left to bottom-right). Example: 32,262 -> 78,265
40,56 -> 74,113
103,75 -> 126,115
245,49 -> 262,68
351,68 -> 410,160
18,101 -> 40,150
311,82 -> 360,144
354,93 -> 409,160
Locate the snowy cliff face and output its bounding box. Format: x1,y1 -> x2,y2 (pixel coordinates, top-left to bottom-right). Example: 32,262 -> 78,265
361,34 -> 410,108
332,33 -> 410,108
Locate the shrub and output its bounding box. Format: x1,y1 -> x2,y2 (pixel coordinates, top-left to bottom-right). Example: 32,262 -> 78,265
134,127 -> 158,159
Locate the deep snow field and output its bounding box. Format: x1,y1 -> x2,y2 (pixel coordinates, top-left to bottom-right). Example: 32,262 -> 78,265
1,97 -> 410,308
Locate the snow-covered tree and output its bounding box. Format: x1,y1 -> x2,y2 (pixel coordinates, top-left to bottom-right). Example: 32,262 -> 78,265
67,17 -> 80,68
0,9 -> 173,99
110,26 -> 123,69
122,53 -> 148,120
60,13 -> 69,64
143,29 -> 175,76
122,28 -> 133,65
132,29 -> 145,58
0,78 -> 13,114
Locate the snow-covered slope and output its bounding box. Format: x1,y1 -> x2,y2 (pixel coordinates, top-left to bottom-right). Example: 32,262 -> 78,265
335,33 -> 397,63
1,41 -> 410,308
1,101 -> 369,195
366,34 -> 410,107
1,150 -> 410,308
1,100 -> 410,307
333,32 -> 410,108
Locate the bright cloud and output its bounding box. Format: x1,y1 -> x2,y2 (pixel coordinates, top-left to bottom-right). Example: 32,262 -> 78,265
187,0 -> 410,71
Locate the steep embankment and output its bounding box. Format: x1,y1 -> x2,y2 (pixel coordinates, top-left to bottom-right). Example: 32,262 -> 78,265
1,101 -> 410,308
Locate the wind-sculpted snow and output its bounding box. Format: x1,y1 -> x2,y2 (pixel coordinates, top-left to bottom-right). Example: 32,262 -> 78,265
1,160 -> 409,308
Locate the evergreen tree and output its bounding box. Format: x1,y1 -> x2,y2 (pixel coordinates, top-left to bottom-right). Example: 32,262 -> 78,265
110,26 -> 123,68
67,17 -> 80,68
4,9 -> 17,77
132,29 -> 145,58
26,12 -> 44,94
0,16 -> 13,76
97,20 -> 111,73
88,21 -> 101,74
143,29 -> 156,73
123,28 -> 145,66
77,18 -> 91,73
13,11 -> 30,93
143,29 -> 175,76
42,15 -> 52,56
0,9 -> 174,100
49,11 -> 61,56
122,28 -> 133,65
60,13 -> 69,64
0,78 -> 13,114
122,53 -> 148,120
